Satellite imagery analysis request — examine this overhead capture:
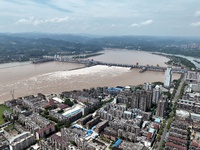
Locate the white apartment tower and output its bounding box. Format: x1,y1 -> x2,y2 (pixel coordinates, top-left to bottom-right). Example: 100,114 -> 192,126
164,67 -> 172,88
152,85 -> 161,104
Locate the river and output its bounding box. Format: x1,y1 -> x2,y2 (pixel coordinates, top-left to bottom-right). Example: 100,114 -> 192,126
89,49 -> 168,66
0,49 -> 181,103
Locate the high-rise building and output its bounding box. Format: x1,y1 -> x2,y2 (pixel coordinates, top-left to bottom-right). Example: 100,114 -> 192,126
156,95 -> 168,118
143,83 -> 153,91
152,85 -> 161,104
164,68 -> 172,88
131,92 -> 140,109
131,90 -> 152,111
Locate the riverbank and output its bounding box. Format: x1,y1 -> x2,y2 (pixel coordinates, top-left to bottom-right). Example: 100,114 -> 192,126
152,52 -> 196,69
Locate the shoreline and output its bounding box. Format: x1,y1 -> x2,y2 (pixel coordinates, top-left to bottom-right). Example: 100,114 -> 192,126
152,52 -> 196,69
1,48 -> 200,66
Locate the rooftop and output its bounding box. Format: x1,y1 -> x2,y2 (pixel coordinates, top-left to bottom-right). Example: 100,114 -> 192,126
149,128 -> 155,133
52,97 -> 64,103
168,135 -> 187,144
166,142 -> 187,150
113,139 -> 122,147
62,104 -> 83,117
154,118 -> 161,123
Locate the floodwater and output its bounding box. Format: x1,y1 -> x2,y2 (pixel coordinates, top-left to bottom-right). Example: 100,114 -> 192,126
89,49 -> 169,66
0,49 -> 180,103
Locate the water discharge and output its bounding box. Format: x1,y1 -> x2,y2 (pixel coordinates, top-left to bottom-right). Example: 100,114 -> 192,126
0,49 -> 181,103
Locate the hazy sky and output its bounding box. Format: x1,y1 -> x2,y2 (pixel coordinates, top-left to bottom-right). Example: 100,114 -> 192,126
1,0 -> 200,36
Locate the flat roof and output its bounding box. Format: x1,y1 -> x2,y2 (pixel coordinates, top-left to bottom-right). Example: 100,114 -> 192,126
176,110 -> 189,117
149,128 -> 155,133
52,97 -> 64,103
113,139 -> 122,147
191,113 -> 200,117
124,111 -> 132,115
154,118 -> 161,123
62,104 -> 83,117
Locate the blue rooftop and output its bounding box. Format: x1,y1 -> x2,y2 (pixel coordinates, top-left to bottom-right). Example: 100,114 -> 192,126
64,109 -> 81,117
149,128 -> 155,133
113,139 -> 122,147
154,118 -> 161,123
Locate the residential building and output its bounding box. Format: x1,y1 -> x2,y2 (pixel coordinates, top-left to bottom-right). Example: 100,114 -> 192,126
177,99 -> 200,114
156,95 -> 168,118
185,71 -> 200,83
0,132 -> 9,150
9,132 -> 36,150
86,116 -> 100,129
143,83 -> 153,91
164,67 -> 172,88
95,120 -> 108,133
152,85 -> 161,104
49,133 -> 66,150
80,114 -> 93,125
36,124 -> 56,140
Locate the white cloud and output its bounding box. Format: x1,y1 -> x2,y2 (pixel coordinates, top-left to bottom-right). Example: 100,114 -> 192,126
141,20 -> 153,25
131,20 -> 153,27
191,21 -> 200,27
15,16 -> 69,26
195,11 -> 200,17
131,23 -> 140,27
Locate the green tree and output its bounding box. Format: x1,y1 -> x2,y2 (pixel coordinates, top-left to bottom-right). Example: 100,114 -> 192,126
156,134 -> 161,142
64,99 -> 74,107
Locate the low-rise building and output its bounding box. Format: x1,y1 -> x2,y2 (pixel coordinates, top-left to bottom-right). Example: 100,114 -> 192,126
185,71 -> 200,83
80,114 -> 93,125
86,116 -> 100,129
177,99 -> 200,114
102,127 -> 118,141
49,133 -> 66,150
9,132 -> 36,150
144,128 -> 157,147
0,132 -> 9,150
95,120 -> 108,133
36,124 -> 56,140
165,142 -> 187,150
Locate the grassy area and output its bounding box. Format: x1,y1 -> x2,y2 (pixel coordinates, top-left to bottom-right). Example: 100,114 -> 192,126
0,104 -> 12,125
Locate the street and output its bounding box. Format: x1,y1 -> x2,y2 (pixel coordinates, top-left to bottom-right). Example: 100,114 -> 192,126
156,74 -> 185,150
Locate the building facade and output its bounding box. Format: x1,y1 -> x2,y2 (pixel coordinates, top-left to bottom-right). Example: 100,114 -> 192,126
156,95 -> 168,118
164,67 -> 172,88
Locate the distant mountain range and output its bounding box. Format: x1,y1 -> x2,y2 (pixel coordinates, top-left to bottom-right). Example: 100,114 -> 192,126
0,33 -> 200,63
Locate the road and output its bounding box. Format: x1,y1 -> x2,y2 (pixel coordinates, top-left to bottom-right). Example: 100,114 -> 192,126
156,74 -> 185,150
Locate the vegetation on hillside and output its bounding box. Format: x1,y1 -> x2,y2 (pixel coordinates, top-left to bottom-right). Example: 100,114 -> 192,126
1,33 -> 200,63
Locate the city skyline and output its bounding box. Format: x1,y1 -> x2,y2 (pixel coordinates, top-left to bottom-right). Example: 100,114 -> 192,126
0,0 -> 200,36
